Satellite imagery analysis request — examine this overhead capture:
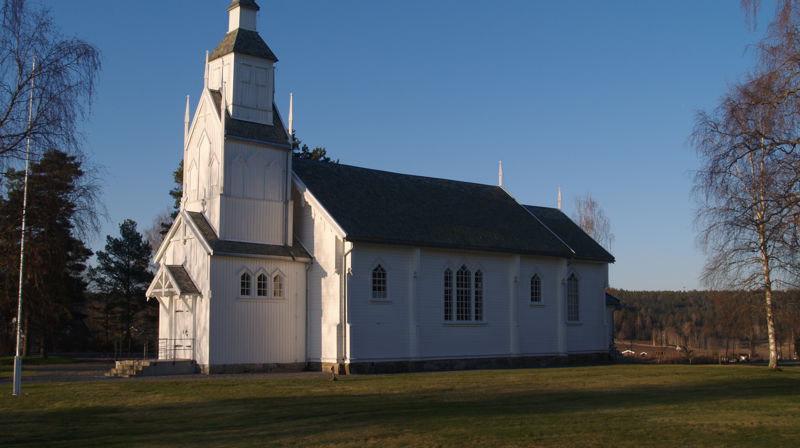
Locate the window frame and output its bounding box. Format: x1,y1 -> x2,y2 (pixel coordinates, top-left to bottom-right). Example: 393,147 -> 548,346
530,274 -> 543,305
256,273 -> 269,297
444,264 -> 486,324
240,271 -> 252,297
371,264 -> 388,300
566,273 -> 580,322
272,272 -> 285,298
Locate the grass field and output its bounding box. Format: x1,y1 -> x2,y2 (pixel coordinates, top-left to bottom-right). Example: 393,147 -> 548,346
1,364 -> 799,447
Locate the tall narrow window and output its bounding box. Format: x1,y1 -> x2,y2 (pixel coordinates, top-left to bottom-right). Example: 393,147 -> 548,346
372,265 -> 387,299
257,273 -> 268,297
531,274 -> 542,303
272,274 -> 284,298
567,274 -> 579,322
443,269 -> 453,321
456,265 -> 471,321
240,272 -> 251,296
474,270 -> 483,321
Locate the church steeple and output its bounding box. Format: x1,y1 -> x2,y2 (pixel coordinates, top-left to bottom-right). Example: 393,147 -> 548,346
208,0 -> 277,126
228,0 -> 260,32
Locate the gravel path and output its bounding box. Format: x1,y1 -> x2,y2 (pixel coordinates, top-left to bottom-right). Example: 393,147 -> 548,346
0,359 -> 330,384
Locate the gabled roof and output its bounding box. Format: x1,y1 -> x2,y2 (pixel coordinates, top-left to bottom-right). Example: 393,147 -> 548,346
209,90 -> 290,147
605,292 -> 622,309
165,265 -> 201,295
524,205 -> 615,262
209,29 -> 277,62
186,211 -> 310,260
292,159 -> 577,258
146,264 -> 201,299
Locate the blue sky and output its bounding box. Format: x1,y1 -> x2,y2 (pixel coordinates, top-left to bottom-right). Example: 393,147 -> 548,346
43,0 -> 772,290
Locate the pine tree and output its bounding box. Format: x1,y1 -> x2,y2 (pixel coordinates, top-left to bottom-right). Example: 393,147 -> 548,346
0,150 -> 95,355
90,219 -> 154,353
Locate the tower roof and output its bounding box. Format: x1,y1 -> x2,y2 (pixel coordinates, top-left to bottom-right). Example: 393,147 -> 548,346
228,0 -> 260,11
209,28 -> 278,62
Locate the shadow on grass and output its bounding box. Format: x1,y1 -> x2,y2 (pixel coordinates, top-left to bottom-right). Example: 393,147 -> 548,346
2,369 -> 800,447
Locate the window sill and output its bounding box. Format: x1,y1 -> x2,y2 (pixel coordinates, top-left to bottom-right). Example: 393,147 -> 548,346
370,299 -> 392,304
442,322 -> 488,327
529,303 -> 545,308
565,321 -> 583,326
238,297 -> 286,303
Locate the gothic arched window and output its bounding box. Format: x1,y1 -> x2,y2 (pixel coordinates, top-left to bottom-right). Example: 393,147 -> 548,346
272,273 -> 284,298
256,273 -> 268,297
240,272 -> 251,296
531,274 -> 542,304
567,274 -> 579,322
371,265 -> 387,299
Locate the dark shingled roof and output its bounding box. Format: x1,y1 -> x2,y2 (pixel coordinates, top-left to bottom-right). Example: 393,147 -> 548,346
524,205 -> 615,262
186,211 -> 310,260
292,159 -> 577,258
209,29 -> 277,62
605,292 -> 622,309
165,265 -> 201,295
228,0 -> 260,11
209,90 -> 290,147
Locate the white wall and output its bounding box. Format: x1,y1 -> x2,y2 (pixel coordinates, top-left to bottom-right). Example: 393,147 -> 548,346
219,139 -> 290,245
344,243 -> 610,362
208,255 -> 307,365
565,262 -> 610,353
158,217 -> 213,366
293,182 -> 345,364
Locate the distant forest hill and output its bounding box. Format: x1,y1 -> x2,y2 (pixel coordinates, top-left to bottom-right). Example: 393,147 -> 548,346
611,290 -> 800,360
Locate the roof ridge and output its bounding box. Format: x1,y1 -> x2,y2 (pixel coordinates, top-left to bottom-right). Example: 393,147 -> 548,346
293,158 -> 503,190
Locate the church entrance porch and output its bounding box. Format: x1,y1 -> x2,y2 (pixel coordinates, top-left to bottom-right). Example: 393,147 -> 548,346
146,264 -> 202,361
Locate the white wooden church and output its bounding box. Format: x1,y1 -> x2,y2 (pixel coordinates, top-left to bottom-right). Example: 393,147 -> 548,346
147,0 -> 618,374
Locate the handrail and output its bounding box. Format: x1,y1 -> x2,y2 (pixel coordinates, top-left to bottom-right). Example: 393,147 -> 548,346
158,338 -> 194,360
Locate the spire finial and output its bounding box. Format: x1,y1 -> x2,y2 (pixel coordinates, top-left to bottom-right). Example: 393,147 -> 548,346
498,160 -> 503,188
557,187 -> 562,210
203,51 -> 209,89
184,95 -> 191,148
288,93 -> 294,138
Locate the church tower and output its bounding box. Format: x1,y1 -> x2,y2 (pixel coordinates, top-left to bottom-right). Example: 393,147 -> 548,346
183,0 -> 292,247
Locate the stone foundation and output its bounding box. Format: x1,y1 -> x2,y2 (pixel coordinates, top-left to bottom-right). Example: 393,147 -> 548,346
197,353 -> 611,375
199,362 -> 307,375
325,352 -> 611,375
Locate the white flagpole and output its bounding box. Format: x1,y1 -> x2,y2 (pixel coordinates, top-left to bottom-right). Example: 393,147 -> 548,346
13,56 -> 36,396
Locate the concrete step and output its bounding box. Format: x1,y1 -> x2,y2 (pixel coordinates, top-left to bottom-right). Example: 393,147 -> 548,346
106,359 -> 198,377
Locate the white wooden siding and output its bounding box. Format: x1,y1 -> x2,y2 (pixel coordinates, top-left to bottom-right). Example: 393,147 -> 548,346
565,262 -> 610,353
293,182 -> 345,364
208,256 -> 306,365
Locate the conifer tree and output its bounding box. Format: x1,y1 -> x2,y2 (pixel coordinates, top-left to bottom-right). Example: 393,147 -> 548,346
0,150 -> 95,355
90,219 -> 154,353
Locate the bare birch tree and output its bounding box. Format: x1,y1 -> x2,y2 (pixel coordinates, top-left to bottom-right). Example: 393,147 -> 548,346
573,194 -> 614,250
0,0 -> 100,169
692,72 -> 797,370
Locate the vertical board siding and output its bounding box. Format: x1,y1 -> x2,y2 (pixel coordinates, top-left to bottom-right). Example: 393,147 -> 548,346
294,188 -> 343,363
565,262 -> 610,353
517,257 -> 562,355
220,197 -> 286,244
161,225 -> 212,365
348,246 -> 412,360
209,256 -> 306,365
219,140 -> 288,244
346,244 -> 610,362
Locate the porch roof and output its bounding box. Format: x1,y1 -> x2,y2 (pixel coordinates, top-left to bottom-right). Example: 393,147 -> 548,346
147,264 -> 201,299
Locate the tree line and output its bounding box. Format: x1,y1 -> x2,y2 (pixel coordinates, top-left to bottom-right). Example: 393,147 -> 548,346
613,289 -> 800,360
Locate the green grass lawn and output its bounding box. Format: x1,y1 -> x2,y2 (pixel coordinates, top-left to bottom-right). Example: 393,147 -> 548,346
1,364 -> 799,447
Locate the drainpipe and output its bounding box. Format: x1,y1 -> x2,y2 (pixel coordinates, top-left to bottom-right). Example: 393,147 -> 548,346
341,242 -> 353,374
